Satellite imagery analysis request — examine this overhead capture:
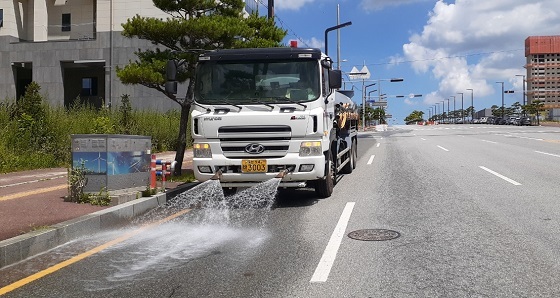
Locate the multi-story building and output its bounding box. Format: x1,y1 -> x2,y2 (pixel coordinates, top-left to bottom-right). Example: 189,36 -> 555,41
0,0 -> 256,111
525,36 -> 560,120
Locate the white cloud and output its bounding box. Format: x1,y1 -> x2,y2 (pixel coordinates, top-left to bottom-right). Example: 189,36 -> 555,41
360,0 -> 430,11
402,0 -> 560,101
404,98 -> 417,105
275,0 -> 316,11
300,37 -> 325,49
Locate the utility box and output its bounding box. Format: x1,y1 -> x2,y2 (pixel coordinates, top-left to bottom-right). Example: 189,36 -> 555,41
71,135 -> 151,193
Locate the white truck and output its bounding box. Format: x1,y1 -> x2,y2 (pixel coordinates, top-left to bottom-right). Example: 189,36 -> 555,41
169,47 -> 358,197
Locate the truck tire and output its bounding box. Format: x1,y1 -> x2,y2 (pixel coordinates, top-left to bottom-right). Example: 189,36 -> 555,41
315,151 -> 335,198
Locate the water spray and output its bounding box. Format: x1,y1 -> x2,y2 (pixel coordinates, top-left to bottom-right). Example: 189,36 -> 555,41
211,169 -> 223,180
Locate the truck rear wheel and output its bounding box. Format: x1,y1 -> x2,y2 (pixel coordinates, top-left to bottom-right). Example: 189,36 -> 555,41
315,151 -> 334,198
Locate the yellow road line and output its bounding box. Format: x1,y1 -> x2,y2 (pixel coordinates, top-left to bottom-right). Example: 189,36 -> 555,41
543,139 -> 560,143
0,208 -> 191,295
0,185 -> 67,201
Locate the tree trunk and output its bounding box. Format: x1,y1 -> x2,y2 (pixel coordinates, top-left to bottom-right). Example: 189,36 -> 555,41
173,102 -> 191,175
173,76 -> 195,176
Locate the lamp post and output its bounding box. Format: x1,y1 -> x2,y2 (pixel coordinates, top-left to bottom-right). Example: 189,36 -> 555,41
516,74 -> 526,116
457,92 -> 464,124
466,88 -> 474,122
450,95 -> 456,123
324,22 -> 352,56
348,77 -> 403,130
441,100 -> 446,123
364,83 -> 376,127
445,98 -> 450,123
496,82 -> 504,118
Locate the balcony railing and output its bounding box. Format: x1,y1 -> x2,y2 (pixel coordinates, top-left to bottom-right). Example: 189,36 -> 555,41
47,21 -> 96,41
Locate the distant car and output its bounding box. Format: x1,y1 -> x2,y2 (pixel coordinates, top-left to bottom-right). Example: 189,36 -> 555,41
506,117 -> 518,125
479,117 -> 488,124
518,117 -> 532,126
494,117 -> 506,125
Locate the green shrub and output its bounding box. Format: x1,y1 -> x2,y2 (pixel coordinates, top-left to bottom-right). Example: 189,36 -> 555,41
0,82 -> 187,173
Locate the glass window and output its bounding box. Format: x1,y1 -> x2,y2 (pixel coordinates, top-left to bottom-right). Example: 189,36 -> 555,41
62,13 -> 71,32
0,9 -> 3,28
195,60 -> 320,103
81,77 -> 98,96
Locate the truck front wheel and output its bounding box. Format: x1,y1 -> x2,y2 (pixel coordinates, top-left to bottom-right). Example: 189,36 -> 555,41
315,152 -> 334,198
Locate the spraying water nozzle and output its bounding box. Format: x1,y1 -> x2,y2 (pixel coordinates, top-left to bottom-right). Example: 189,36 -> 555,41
211,169 -> 223,180
275,169 -> 289,178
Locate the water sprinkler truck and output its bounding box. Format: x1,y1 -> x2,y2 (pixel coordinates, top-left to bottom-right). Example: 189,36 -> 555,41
166,47 -> 358,197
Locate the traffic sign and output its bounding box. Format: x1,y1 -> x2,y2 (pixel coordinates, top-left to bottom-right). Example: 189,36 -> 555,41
372,102 -> 387,106
385,114 -> 393,118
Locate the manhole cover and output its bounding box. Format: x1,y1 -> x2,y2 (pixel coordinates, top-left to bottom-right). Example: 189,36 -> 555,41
347,229 -> 400,241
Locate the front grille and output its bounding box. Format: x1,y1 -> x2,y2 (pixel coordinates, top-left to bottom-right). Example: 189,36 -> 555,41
218,125 -> 292,159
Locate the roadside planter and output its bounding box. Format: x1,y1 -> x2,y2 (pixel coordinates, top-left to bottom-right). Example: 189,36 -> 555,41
71,135 -> 151,192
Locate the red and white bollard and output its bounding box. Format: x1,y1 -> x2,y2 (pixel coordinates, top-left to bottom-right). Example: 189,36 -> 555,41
150,157 -> 177,192
150,154 -> 157,189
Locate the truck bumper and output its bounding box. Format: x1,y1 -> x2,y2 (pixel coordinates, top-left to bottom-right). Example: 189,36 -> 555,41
193,154 -> 326,188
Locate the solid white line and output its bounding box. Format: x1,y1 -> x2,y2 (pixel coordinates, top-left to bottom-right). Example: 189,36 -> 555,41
437,145 -> 449,152
376,143 -> 380,148
535,151 -> 560,158
310,202 -> 355,283
479,166 -> 521,186
481,140 -> 498,144
518,136 -> 543,141
367,155 -> 375,164
0,175 -> 66,189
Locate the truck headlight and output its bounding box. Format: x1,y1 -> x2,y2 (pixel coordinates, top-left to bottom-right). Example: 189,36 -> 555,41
299,141 -> 322,157
193,143 -> 212,158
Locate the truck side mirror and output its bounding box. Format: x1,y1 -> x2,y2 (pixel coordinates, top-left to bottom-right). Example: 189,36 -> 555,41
165,60 -> 178,95
329,70 -> 342,89
166,60 -> 177,81
165,81 -> 178,95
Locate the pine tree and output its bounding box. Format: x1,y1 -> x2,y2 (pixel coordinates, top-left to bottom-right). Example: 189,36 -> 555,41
116,1 -> 287,174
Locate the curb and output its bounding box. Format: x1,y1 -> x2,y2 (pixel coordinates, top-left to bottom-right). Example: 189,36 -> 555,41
0,182 -> 199,269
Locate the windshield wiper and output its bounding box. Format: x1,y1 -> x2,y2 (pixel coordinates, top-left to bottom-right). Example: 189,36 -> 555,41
273,97 -> 307,109
248,98 -> 275,110
212,100 -> 243,111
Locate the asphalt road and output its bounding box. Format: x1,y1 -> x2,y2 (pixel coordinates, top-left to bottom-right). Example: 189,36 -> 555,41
2,124 -> 560,297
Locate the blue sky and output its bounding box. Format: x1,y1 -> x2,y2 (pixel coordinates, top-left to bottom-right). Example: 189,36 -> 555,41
260,0 -> 560,124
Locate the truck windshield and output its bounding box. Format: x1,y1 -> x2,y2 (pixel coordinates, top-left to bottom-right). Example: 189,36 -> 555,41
195,60 -> 320,104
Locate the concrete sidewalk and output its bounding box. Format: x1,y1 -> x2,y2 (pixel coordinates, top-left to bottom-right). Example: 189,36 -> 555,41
0,150 -> 195,269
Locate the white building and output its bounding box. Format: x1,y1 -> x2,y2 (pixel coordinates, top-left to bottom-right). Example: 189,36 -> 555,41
0,0 -> 256,110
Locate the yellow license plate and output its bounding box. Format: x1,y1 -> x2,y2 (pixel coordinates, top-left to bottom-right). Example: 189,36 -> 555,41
241,160 -> 267,173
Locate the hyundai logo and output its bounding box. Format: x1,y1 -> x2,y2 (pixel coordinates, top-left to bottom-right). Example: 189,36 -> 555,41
245,143 -> 265,154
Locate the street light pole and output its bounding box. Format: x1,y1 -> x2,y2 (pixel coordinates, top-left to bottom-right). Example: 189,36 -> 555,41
364,83 -> 376,127
445,98 -> 450,123
466,88 -> 474,122
516,74 -> 526,116
441,100 -> 446,123
324,22 -> 352,56
457,92 -> 464,124
450,95 -> 456,123
496,82 -> 504,118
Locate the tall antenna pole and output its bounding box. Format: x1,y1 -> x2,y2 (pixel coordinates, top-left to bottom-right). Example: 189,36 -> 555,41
337,4 -> 341,70
268,0 -> 274,19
